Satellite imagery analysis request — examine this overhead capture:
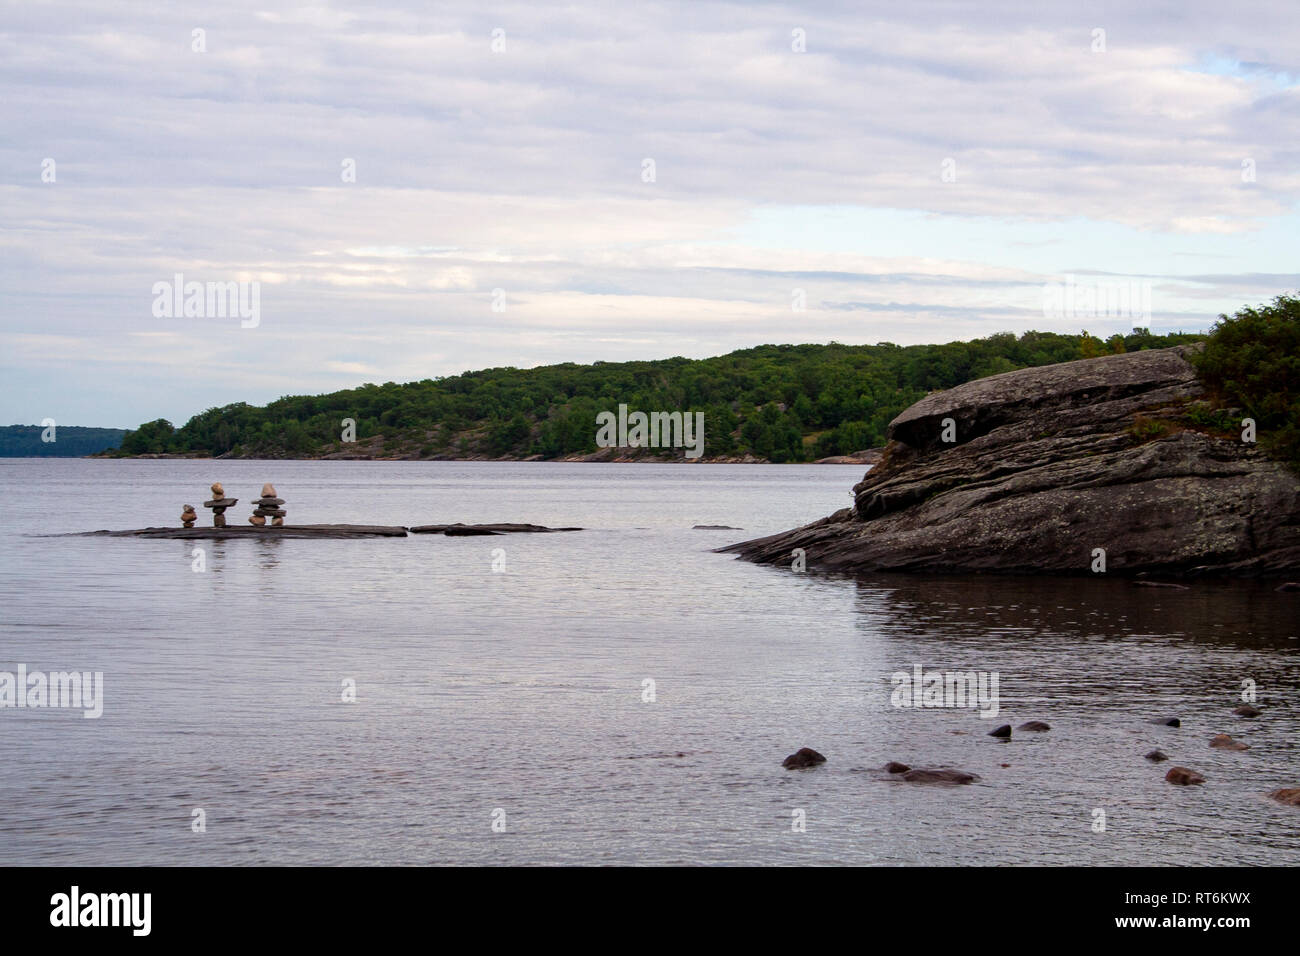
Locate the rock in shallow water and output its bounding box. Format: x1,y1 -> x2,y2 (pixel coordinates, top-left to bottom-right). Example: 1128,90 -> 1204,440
719,346 -> 1300,575
900,768 -> 980,785
782,747 -> 826,769
409,523 -> 582,535
1233,704 -> 1262,718
1017,721 -> 1050,732
1165,766 -> 1206,785
1209,733 -> 1250,750
1145,750 -> 1170,762
1269,788 -> 1300,806
988,724 -> 1012,738
882,762 -> 911,774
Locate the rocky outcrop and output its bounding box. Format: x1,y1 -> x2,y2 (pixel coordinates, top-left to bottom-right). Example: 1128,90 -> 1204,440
721,346 -> 1300,575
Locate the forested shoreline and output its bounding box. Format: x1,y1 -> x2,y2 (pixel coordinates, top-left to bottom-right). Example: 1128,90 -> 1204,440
110,328 -> 1204,462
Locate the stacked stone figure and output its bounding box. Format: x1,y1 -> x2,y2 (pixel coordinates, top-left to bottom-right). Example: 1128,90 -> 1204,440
180,504 -> 197,528
250,483 -> 286,527
202,482 -> 238,528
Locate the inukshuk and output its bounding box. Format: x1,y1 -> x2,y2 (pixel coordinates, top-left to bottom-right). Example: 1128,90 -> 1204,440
180,504 -> 198,528
203,482 -> 238,528
250,483 -> 286,527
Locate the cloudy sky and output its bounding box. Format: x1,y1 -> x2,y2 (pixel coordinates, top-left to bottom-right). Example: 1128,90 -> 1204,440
2,1 -> 1297,427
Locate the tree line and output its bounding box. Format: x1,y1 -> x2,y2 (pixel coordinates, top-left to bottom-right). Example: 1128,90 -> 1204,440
116,327 -> 1208,461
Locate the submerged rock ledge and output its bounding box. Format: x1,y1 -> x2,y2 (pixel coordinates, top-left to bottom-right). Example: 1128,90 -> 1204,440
409,523 -> 582,535
79,525 -> 409,539
72,522 -> 586,540
720,345 -> 1300,575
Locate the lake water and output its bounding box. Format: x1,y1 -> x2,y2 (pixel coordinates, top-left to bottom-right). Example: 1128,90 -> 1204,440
1,458 -> 1297,865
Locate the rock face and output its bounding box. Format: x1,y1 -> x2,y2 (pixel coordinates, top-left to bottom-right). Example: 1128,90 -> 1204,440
721,346 -> 1300,575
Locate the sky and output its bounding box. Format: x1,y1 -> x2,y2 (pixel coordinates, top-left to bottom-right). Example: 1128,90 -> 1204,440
2,1 -> 1298,428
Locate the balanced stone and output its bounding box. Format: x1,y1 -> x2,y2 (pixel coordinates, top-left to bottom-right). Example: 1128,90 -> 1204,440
201,483 -> 238,527
249,514 -> 266,527
180,504 -> 197,529
250,483 -> 286,526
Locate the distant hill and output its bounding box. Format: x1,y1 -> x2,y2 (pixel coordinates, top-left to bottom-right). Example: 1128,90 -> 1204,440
110,329 -> 1204,463
1,425 -> 126,457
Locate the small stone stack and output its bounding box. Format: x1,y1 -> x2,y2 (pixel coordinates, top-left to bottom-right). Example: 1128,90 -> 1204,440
180,504 -> 197,528
250,483 -> 286,528
202,482 -> 238,528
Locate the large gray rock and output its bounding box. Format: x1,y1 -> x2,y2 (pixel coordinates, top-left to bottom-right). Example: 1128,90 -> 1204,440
721,346 -> 1300,575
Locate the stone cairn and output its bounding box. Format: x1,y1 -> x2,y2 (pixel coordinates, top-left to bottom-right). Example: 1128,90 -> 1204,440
202,482 -> 238,528
250,483 -> 286,527
180,504 -> 198,528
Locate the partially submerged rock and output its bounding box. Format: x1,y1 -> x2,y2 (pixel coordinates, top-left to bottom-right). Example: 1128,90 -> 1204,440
900,768 -> 980,785
1155,717 -> 1181,727
720,346 -> 1300,575
1017,720 -> 1050,732
1145,750 -> 1170,762
78,525 -> 408,539
1165,766 -> 1206,785
882,761 -> 911,774
1268,788 -> 1300,806
1233,704 -> 1262,718
1209,733 -> 1250,751
988,724 -> 1012,738
409,523 -> 582,535
782,747 -> 826,769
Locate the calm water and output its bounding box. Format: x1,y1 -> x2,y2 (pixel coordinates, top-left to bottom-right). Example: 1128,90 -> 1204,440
0,458 -> 1297,865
